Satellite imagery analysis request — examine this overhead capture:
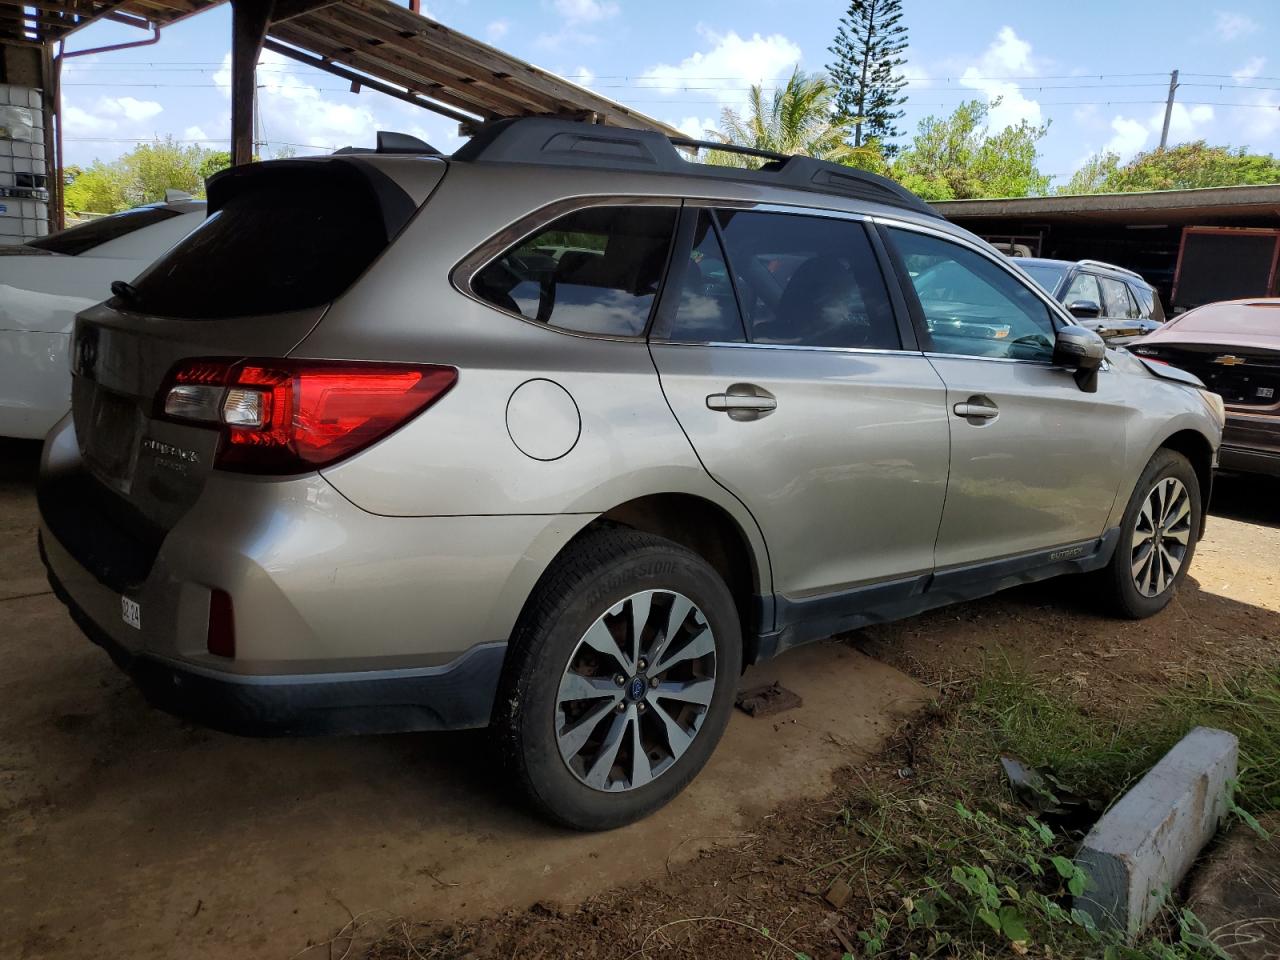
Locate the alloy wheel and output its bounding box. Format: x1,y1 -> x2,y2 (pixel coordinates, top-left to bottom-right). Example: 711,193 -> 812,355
1130,476 -> 1192,598
555,589 -> 716,792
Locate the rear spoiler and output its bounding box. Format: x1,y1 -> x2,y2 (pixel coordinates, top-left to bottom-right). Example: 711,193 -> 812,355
204,157 -> 418,243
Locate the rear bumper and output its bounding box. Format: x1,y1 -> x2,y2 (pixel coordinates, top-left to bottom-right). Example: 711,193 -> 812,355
1221,412 -> 1280,477
42,534 -> 507,736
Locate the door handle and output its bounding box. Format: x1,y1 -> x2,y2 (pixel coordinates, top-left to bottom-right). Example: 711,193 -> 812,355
706,384 -> 777,421
706,394 -> 777,412
953,400 -> 999,420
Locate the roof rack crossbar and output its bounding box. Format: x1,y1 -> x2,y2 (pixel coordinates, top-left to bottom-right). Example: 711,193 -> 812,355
1078,259 -> 1144,280
667,136 -> 790,164
451,117 -> 940,218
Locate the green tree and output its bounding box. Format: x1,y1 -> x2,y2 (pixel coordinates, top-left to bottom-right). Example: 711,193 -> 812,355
62,138 -> 233,216
1058,151 -> 1120,195
826,0 -> 909,153
1065,141 -> 1280,193
709,67 -> 886,172
891,98 -> 1051,200
197,150 -> 233,182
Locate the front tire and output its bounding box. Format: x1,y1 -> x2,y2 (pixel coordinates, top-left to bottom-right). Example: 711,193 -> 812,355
1101,449 -> 1202,619
495,527 -> 742,830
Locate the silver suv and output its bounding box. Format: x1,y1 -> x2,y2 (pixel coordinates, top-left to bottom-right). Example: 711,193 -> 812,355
39,119 -> 1224,830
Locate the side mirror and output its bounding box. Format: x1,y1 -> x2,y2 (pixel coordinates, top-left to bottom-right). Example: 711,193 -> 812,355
1066,299 -> 1102,319
1053,325 -> 1107,392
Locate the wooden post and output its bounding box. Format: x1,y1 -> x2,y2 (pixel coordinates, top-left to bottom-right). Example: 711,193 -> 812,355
41,43 -> 63,231
231,0 -> 274,166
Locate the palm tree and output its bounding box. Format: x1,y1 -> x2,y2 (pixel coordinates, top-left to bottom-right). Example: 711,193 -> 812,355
706,67 -> 883,171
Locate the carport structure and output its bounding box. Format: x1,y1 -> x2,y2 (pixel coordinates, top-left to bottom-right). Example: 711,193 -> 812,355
0,0 -> 674,230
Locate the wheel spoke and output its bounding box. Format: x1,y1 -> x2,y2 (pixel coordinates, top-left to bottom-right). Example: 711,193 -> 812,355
651,677 -> 716,707
653,623 -> 714,676
629,715 -> 653,788
1131,541 -> 1154,580
1165,497 -> 1191,532
1160,543 -> 1182,578
559,670 -> 622,704
1164,526 -> 1190,545
628,592 -> 653,667
650,700 -> 694,757
580,617 -> 633,673
584,709 -> 629,790
558,697 -> 618,762
648,594 -> 693,665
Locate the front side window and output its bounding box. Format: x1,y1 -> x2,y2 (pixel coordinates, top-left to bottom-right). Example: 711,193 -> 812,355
471,205 -> 677,337
889,228 -> 1057,362
712,210 -> 899,350
1098,276 -> 1139,318
1062,272 -> 1102,307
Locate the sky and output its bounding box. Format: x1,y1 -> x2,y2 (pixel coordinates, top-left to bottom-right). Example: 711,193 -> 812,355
56,0 -> 1280,186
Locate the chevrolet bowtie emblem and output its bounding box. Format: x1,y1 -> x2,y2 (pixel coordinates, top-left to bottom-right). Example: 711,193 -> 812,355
1213,355 -> 1247,366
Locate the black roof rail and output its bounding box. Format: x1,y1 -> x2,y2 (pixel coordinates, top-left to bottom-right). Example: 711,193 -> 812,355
451,117 -> 939,218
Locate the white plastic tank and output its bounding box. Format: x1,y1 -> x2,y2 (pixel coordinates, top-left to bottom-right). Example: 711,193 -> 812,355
0,83 -> 48,245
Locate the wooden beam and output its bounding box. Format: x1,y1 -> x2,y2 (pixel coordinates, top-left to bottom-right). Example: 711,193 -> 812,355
261,38 -> 478,125
269,20 -> 500,120
230,0 -> 272,166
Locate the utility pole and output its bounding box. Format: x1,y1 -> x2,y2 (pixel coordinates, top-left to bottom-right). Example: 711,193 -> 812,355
1159,69 -> 1179,151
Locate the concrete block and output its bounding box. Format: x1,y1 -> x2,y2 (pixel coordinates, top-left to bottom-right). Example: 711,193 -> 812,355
1074,726 -> 1238,939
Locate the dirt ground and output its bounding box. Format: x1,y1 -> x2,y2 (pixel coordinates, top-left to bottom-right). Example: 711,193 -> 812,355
1,436 -> 1277,960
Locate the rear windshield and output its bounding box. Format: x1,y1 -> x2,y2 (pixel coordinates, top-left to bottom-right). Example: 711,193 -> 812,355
126,164 -> 399,319
27,206 -> 180,256
1016,262 -> 1068,294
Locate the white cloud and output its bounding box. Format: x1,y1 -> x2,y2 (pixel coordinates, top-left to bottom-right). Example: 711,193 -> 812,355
572,65 -> 596,88
640,27 -> 802,111
1103,103 -> 1215,160
62,95 -> 163,138
1214,11 -> 1258,41
214,50 -> 380,150
552,0 -> 619,23
1227,57 -> 1280,141
485,19 -> 510,41
959,27 -> 1043,130
676,115 -> 717,140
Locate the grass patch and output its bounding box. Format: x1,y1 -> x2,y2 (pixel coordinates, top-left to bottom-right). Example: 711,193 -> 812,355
830,660 -> 1280,959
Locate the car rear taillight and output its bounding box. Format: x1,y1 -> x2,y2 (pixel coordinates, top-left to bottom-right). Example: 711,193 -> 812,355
158,358 -> 458,474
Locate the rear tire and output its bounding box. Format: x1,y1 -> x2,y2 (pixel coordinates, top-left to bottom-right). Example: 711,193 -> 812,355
494,527 -> 742,831
1100,449 -> 1202,619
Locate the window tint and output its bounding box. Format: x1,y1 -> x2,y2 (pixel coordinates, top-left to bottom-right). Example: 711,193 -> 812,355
1098,276 -> 1138,318
472,205 -> 677,337
713,210 -> 899,349
1131,283 -> 1163,321
657,211 -> 746,343
889,228 -> 1057,361
1062,272 -> 1102,306
27,205 -> 180,256
129,166 -> 396,319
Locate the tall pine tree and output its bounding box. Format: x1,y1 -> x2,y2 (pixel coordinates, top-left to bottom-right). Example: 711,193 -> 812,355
827,0 -> 909,154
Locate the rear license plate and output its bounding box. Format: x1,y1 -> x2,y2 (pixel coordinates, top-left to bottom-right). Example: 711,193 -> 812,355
121,596 -> 141,630
84,389 -> 140,491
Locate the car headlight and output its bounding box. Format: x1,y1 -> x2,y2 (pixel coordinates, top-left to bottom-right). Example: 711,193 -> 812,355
1200,388 -> 1225,426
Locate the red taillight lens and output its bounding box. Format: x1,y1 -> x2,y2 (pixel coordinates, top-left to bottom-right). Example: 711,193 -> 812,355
207,588 -> 235,658
159,358 -> 458,474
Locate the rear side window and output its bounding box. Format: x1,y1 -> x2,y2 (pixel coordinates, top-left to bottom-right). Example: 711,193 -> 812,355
713,210 -> 899,350
27,206 -> 179,256
127,164 -> 399,319
654,210 -> 747,343
472,205 -> 677,337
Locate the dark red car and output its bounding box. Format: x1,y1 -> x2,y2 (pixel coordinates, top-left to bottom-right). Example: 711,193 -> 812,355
1132,299 -> 1280,477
